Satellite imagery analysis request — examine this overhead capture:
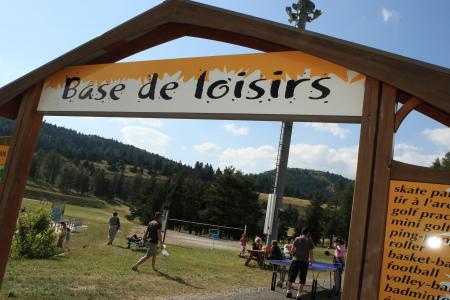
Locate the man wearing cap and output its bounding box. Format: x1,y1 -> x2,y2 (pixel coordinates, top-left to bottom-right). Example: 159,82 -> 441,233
132,212 -> 164,272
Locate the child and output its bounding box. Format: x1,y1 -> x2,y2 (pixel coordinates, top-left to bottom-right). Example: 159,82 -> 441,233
333,238 -> 346,267
283,244 -> 292,259
60,222 -> 71,252
333,238 -> 346,294
239,233 -> 248,256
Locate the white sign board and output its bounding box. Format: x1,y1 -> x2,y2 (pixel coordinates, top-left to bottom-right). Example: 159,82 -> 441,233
38,52 -> 365,121
264,194 -> 276,235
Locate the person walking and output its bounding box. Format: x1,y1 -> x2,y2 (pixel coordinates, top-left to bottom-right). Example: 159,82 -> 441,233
239,233 -> 248,256
132,212 -> 164,272
108,212 -> 121,245
286,228 -> 315,299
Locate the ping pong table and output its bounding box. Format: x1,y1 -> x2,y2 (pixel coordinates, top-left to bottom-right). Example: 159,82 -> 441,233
266,259 -> 342,298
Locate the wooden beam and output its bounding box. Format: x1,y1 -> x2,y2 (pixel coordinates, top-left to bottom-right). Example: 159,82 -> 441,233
0,0 -> 449,117
89,23 -> 186,64
0,137 -> 11,145
172,0 -> 450,114
342,77 -> 381,300
391,160 -> 450,185
394,97 -> 422,132
360,83 -> 397,299
0,96 -> 21,119
0,83 -> 43,288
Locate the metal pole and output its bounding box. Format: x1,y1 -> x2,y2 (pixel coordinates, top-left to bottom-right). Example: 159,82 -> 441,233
268,0 -> 320,243
268,121 -> 293,243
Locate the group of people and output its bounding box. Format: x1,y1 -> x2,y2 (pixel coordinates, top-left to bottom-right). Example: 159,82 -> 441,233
239,228 -> 346,300
107,211 -> 165,272
107,211 -> 346,298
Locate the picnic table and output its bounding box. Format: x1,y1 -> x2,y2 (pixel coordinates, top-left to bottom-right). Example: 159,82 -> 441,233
245,249 -> 266,268
266,259 -> 342,298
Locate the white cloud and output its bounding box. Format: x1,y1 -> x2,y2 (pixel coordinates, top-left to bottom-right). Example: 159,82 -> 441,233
218,143 -> 359,178
223,123 -> 249,136
395,143 -> 419,152
381,7 -> 399,23
288,144 -> 358,179
194,143 -> 221,155
219,145 -> 276,173
121,126 -> 170,155
394,142 -> 443,167
304,123 -> 350,139
423,128 -> 450,148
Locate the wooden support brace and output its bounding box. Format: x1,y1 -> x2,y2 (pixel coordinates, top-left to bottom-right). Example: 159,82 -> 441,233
360,83 -> 397,299
342,77 -> 381,300
394,97 -> 422,132
0,83 -> 43,288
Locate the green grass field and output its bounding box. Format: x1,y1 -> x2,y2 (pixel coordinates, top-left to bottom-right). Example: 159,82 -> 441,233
2,199 -> 335,299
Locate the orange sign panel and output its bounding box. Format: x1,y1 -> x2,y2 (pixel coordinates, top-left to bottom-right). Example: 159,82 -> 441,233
379,180 -> 450,299
0,145 -> 9,165
37,51 -> 365,120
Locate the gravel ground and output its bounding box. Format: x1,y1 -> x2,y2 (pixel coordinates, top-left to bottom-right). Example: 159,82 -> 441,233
164,230 -> 241,252
155,286 -> 341,300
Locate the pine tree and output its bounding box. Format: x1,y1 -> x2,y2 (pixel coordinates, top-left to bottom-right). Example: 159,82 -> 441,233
303,191 -> 325,244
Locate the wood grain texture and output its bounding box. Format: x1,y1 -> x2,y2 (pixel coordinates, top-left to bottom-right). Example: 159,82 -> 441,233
0,0 -> 448,118
391,160 -> 450,185
0,137 -> 11,145
394,97 -> 422,132
397,91 -> 449,127
360,83 -> 397,299
0,84 -> 43,287
342,77 -> 381,300
0,97 -> 20,119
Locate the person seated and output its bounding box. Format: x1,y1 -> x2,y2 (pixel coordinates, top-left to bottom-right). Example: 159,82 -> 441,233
245,236 -> 263,266
283,244 -> 292,259
126,234 -> 142,248
268,240 -> 283,260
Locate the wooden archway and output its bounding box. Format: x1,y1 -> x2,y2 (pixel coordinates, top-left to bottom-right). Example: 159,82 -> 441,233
0,1 -> 449,299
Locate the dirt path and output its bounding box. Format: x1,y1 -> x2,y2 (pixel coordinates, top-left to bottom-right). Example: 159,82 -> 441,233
164,230 -> 241,252
128,227 -> 241,252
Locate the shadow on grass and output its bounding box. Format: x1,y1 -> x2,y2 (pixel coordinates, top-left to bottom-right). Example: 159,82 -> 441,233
156,271 -> 204,289
112,244 -> 130,250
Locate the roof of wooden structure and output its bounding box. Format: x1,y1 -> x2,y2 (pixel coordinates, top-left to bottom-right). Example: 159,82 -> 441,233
0,0 -> 449,124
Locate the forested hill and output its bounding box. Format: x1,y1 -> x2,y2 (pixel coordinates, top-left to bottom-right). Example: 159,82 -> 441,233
0,117 -> 356,239
255,168 -> 352,200
0,117 -> 352,201
0,118 -> 184,176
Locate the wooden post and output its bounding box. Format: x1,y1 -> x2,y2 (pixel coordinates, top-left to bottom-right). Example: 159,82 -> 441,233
342,77 -> 381,300
360,83 -> 397,299
0,83 -> 43,287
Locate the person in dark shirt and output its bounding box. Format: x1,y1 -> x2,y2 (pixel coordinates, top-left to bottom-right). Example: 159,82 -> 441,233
107,212 -> 120,245
286,227 -> 315,299
132,212 -> 164,272
268,240 -> 283,260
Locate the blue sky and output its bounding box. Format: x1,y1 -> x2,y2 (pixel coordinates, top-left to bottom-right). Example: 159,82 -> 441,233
1,0 -> 449,178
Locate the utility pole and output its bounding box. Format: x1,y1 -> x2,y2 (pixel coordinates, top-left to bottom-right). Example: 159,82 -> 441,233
267,1 -> 321,244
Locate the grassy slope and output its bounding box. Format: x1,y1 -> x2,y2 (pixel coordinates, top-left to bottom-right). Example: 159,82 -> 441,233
3,199 -> 334,299
259,193 -> 310,216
